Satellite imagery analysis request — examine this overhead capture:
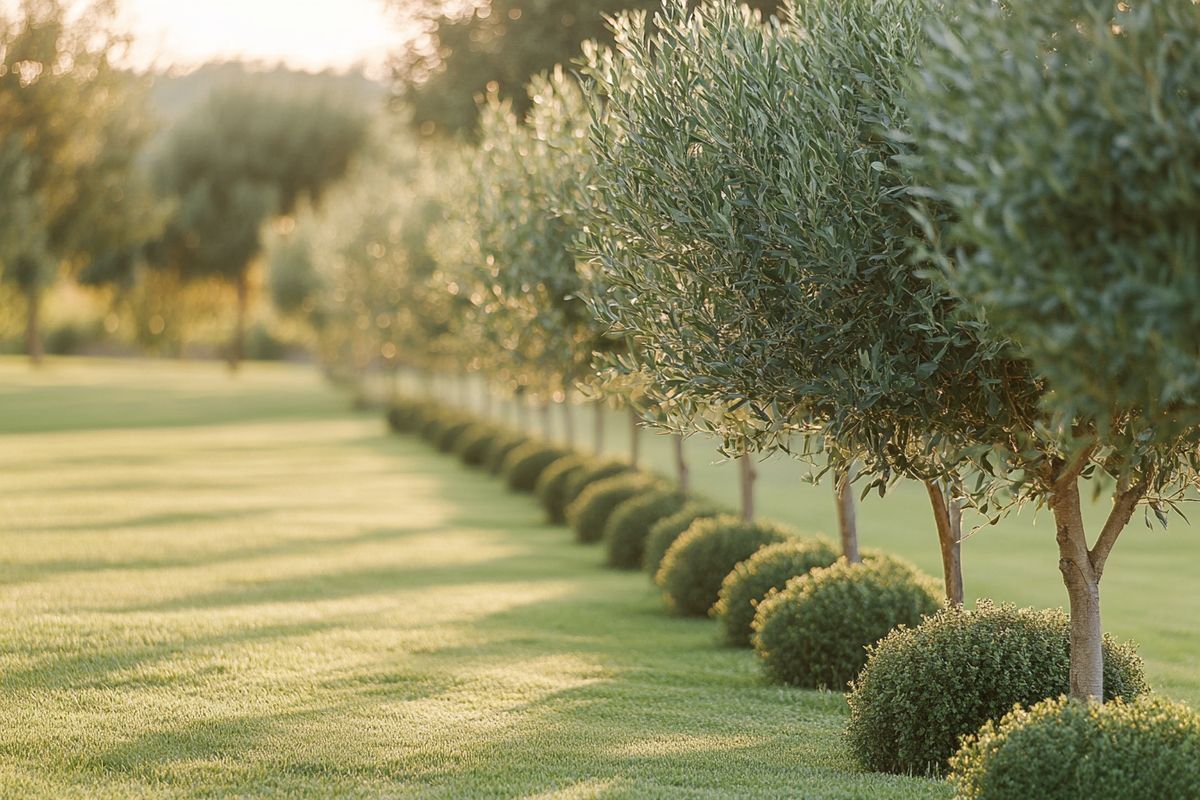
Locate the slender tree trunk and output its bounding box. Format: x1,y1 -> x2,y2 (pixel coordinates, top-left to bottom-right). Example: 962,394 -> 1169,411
540,401 -> 553,440
835,464 -> 860,562
924,480 -> 964,606
1050,478 -> 1104,701
739,455 -> 756,522
388,364 -> 399,405
1047,455 -> 1144,702
562,399 -> 575,448
480,380 -> 492,421
24,284 -> 43,366
516,395 -> 528,432
593,402 -> 605,456
673,433 -> 690,494
229,273 -> 248,371
628,406 -> 640,466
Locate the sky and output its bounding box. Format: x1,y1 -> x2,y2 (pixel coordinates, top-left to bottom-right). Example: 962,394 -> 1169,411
118,0 -> 414,76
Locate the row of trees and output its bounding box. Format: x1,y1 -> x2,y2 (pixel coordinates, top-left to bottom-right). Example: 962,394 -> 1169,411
0,0 -> 374,366
288,0 -> 1198,703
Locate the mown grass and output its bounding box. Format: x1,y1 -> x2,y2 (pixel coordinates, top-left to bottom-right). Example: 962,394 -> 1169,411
0,357 -> 949,799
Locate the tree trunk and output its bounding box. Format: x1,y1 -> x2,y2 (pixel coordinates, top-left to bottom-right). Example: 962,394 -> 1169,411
515,395 -> 528,432
628,406 -> 640,466
228,273 -> 248,371
562,399 -> 575,448
673,433 -> 690,494
1050,478 -> 1104,701
24,284 -> 43,366
540,401 -> 553,440
593,402 -> 605,455
924,480 -> 965,606
739,455 -> 756,522
835,464 -> 860,562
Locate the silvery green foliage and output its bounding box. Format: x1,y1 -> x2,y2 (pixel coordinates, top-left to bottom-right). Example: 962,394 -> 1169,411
463,68 -> 612,398
906,0 -> 1200,505
580,0 -> 1037,497
267,129 -> 457,374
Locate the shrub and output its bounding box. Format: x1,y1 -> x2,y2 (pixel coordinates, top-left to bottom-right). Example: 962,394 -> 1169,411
714,537 -> 840,647
503,442 -> 571,493
386,400 -> 426,433
563,459 -> 632,508
603,488 -> 689,569
452,423 -> 500,466
535,453 -> 593,523
752,556 -> 941,690
566,472 -> 665,544
845,601 -> 1149,776
949,695 -> 1200,800
656,516 -> 793,616
484,431 -> 530,474
435,417 -> 475,453
643,503 -> 724,576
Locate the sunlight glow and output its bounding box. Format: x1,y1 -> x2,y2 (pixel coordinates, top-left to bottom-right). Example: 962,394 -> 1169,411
119,0 -> 412,75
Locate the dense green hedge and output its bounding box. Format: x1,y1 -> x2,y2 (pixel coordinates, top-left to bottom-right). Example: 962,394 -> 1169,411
713,537 -> 839,647
434,417 -> 475,452
949,696 -> 1200,800
566,472 -> 665,544
643,503 -> 724,576
845,602 -> 1148,775
535,453 -> 593,523
752,556 -> 941,689
454,424 -> 506,467
483,431 -> 531,475
563,460 -> 632,508
503,442 -> 571,493
603,489 -> 689,570
656,515 -> 793,616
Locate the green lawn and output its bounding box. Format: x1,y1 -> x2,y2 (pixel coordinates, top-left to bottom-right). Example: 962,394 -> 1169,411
0,357 -> 947,799
0,358 -> 1195,798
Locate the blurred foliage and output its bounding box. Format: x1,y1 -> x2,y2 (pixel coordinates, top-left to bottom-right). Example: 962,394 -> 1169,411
0,0 -> 159,360
389,0 -> 783,137
265,120 -> 459,385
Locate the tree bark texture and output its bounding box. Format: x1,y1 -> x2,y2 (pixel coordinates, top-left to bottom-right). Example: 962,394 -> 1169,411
924,480 -> 965,606
835,465 -> 860,562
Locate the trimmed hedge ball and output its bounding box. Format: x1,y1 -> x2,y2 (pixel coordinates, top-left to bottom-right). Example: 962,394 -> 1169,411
385,399 -> 429,433
603,489 -> 689,569
566,472 -> 665,544
563,459 -> 633,507
643,503 -> 724,576
949,696 -> 1199,800
752,556 -> 941,690
434,417 -> 475,452
846,601 -> 1148,776
656,515 -> 793,616
453,424 -> 505,467
713,537 -> 840,647
503,442 -> 571,493
535,453 -> 593,523
484,431 -> 530,474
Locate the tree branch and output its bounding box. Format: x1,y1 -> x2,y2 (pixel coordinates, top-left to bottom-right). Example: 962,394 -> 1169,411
1089,480 -> 1147,579
1052,441 -> 1097,495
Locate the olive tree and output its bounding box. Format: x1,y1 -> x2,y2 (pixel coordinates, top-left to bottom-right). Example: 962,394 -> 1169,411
155,84 -> 369,369
905,0 -> 1200,699
580,0 -> 1031,600
0,0 -> 157,363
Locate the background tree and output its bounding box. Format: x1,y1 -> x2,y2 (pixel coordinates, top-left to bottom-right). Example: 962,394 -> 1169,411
155,84 -> 370,369
904,0 -> 1200,699
388,0 -> 782,137
267,126 -> 458,392
0,0 -> 155,364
